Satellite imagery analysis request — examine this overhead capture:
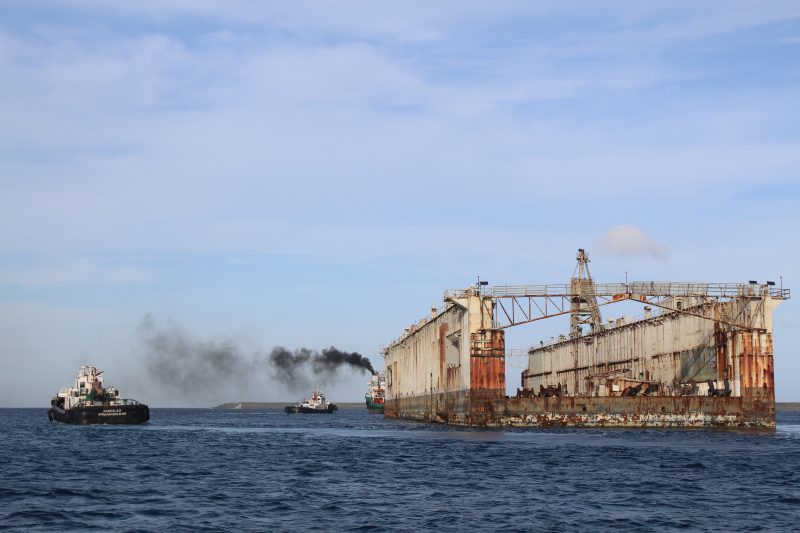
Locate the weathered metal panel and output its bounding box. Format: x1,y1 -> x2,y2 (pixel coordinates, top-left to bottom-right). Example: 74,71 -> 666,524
470,356 -> 505,391
679,347 -> 717,382
384,302 -> 469,399
523,298 -> 778,399
385,292 -> 495,400
470,328 -> 506,391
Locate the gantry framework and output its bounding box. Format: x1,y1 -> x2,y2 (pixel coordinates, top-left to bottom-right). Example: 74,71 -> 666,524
445,281 -> 790,331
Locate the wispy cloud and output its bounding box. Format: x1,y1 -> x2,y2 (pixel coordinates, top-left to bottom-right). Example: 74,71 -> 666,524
594,225 -> 668,261
0,257 -> 151,287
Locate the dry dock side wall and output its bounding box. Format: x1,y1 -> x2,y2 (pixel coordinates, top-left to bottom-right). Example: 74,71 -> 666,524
384,293 -> 506,418
523,297 -> 779,402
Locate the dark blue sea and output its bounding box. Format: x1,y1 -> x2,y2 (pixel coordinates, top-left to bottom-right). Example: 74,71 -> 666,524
2,408 -> 799,532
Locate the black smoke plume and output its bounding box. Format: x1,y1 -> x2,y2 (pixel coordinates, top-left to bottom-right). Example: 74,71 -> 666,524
138,315 -> 256,397
313,347 -> 375,376
137,315 -> 374,402
268,347 -> 313,385
269,346 -> 375,386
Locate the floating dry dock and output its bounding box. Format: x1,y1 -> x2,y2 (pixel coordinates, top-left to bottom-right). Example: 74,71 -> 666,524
383,250 -> 789,429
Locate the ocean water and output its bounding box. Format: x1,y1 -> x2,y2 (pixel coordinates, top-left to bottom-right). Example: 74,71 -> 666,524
1,408 -> 799,532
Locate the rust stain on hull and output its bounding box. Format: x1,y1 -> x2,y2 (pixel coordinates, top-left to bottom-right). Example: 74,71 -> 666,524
470,329 -> 506,390
385,388 -> 775,429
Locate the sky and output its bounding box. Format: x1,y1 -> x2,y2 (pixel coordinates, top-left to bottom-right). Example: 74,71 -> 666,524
1,1 -> 799,406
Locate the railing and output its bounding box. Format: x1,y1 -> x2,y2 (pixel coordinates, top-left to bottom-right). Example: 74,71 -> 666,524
73,398 -> 142,408
382,301 -> 457,352
445,282 -> 789,300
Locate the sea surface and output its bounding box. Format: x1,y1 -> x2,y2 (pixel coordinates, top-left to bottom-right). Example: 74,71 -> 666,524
1,408 -> 799,532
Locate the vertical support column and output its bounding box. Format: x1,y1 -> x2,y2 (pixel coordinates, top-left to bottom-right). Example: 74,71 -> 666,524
469,329 -> 506,394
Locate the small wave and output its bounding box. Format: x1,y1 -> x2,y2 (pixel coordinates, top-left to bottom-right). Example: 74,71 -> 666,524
777,424 -> 800,435
684,461 -> 706,469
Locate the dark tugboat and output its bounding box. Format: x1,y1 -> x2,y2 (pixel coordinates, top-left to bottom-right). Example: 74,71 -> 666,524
285,389 -> 338,414
48,366 -> 149,424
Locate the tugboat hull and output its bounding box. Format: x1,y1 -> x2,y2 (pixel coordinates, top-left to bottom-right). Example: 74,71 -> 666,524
48,404 -> 150,425
365,398 -> 384,414
284,404 -> 337,414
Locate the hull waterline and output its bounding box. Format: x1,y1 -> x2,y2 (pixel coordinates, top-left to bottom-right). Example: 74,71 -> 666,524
48,404 -> 150,425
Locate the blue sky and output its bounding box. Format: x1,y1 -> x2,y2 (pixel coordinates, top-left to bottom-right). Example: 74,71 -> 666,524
1,1 -> 798,406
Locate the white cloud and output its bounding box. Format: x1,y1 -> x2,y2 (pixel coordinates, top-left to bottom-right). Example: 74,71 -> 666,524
594,225 -> 668,260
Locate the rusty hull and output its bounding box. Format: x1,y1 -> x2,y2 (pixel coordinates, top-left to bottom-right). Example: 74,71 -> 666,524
384,387 -> 775,429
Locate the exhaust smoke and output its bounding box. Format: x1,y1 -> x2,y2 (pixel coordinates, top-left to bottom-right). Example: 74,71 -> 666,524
137,315 -> 374,404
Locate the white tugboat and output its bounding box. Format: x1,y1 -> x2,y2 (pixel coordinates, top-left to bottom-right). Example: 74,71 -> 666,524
285,389 -> 338,414
48,365 -> 149,424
